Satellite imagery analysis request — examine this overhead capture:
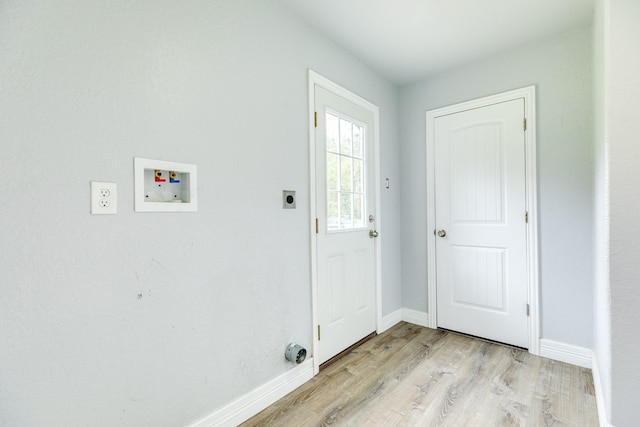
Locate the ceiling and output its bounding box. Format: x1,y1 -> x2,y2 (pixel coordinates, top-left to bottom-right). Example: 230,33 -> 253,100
278,0 -> 594,85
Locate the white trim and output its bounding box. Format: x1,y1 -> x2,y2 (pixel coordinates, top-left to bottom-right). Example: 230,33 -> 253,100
402,308 -> 430,328
307,72 -> 319,375
308,70 -> 382,375
539,339 -> 592,368
425,86 -> 540,355
380,308 -> 431,333
592,354 -> 613,427
188,359 -> 314,427
380,309 -> 403,333
523,86 -> 539,356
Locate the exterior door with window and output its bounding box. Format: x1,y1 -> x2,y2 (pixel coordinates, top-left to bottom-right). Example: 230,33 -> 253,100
315,84 -> 377,365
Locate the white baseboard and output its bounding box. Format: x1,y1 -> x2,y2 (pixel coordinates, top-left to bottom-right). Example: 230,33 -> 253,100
401,308 -> 430,328
379,308 -> 403,333
539,339 -> 592,368
380,308 -> 431,333
592,354 -> 613,427
189,358 -> 314,427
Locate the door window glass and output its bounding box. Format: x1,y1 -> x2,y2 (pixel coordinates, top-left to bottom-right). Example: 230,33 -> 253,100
326,112 -> 366,230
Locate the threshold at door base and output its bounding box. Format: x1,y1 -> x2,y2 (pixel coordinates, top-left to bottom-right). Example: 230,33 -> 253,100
319,332 -> 377,371
438,328 -> 527,351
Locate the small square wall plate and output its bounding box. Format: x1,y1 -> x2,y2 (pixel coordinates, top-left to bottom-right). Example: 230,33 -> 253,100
283,190 -> 296,209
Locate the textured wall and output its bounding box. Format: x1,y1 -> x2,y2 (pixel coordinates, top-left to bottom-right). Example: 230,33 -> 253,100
593,2 -> 640,424
399,28 -> 594,348
606,1 -> 640,425
0,1 -> 401,426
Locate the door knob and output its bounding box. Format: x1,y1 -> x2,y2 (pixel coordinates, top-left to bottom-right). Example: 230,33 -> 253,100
369,230 -> 379,238
437,229 -> 447,238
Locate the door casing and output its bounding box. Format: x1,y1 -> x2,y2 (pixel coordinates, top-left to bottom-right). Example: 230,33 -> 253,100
308,70 -> 382,374
426,86 -> 540,355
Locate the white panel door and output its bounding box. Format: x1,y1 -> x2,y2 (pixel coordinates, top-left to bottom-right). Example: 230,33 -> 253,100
315,85 -> 376,365
435,98 -> 528,348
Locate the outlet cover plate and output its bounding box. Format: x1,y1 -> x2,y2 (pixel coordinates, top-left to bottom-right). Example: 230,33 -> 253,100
91,181 -> 117,214
283,190 -> 296,209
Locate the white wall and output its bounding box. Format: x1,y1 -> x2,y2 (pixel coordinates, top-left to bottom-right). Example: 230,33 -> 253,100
595,1 -> 640,425
0,1 -> 401,426
399,28 -> 594,348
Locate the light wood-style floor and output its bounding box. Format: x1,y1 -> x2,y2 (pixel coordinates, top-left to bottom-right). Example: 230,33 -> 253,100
242,322 -> 598,426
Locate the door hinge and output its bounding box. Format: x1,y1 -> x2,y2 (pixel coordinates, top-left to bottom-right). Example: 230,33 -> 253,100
314,111 -> 318,128
315,218 -> 319,234
525,211 -> 529,223
317,325 -> 321,340
523,118 -> 527,131
526,304 -> 530,316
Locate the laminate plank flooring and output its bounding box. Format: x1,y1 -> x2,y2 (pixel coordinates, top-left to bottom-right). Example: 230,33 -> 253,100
241,322 -> 598,426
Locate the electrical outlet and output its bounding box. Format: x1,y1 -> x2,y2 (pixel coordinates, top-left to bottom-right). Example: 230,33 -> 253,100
91,181 -> 117,215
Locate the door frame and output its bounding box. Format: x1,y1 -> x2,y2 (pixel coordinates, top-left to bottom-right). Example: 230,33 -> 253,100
425,86 -> 540,355
308,70 -> 382,374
